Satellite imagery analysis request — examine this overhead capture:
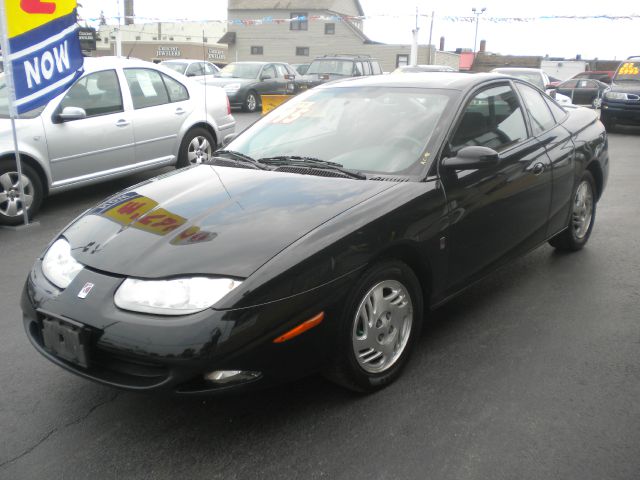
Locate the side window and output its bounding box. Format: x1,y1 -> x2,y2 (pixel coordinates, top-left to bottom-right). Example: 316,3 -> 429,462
362,61 -> 372,75
516,83 -> 556,135
203,62 -> 217,75
543,96 -> 567,123
275,64 -> 288,78
124,69 -> 170,109
59,70 -> 123,118
186,63 -> 204,77
450,84 -> 528,153
371,62 -> 382,75
162,74 -> 189,102
262,65 -> 277,79
561,80 -> 578,89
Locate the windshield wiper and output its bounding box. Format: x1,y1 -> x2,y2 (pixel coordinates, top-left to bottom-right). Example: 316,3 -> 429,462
212,150 -> 270,170
258,156 -> 366,179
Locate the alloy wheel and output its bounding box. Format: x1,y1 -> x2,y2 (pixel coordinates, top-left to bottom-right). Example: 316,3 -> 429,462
352,280 -> 414,374
572,180 -> 594,239
187,136 -> 212,164
0,171 -> 33,218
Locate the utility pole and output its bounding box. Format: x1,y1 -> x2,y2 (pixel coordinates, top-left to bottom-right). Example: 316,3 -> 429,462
472,7 -> 486,54
428,11 -> 435,64
410,6 -> 419,66
115,0 -> 122,57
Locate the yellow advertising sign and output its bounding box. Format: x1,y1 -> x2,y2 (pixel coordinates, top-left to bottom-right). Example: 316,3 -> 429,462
3,0 -> 77,38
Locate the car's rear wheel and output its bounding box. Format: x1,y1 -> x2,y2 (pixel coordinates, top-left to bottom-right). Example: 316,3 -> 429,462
549,170 -> 597,252
177,127 -> 215,168
0,158 -> 43,225
325,260 -> 423,393
244,91 -> 259,113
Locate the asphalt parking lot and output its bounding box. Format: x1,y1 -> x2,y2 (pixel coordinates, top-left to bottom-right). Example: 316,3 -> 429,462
1,114 -> 639,480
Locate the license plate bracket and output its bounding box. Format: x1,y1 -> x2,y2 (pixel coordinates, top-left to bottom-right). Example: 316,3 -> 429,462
41,316 -> 91,368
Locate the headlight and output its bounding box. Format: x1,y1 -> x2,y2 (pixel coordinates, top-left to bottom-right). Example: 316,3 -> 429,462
114,277 -> 242,316
41,238 -> 84,289
604,91 -> 628,100
224,83 -> 241,92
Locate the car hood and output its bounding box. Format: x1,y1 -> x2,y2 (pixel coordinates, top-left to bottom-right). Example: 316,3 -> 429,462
62,165 -> 395,279
608,82 -> 640,94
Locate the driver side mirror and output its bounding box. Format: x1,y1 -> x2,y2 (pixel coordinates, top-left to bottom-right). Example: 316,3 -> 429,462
441,146 -> 499,170
57,106 -> 87,122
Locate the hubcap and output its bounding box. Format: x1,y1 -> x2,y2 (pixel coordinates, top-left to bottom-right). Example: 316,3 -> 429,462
572,180 -> 593,239
0,171 -> 33,217
352,280 -> 414,374
247,94 -> 256,111
187,136 -> 212,164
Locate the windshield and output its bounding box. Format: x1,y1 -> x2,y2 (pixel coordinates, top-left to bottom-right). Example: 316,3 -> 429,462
162,62 -> 188,75
495,70 -> 544,89
307,60 -> 354,76
217,63 -> 261,79
614,62 -> 640,82
0,75 -> 45,118
227,86 -> 453,175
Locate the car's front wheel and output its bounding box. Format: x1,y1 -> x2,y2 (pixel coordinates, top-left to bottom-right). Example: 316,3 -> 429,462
0,158 -> 43,225
243,91 -> 259,113
549,170 -> 597,251
176,127 -> 215,168
325,260 -> 423,393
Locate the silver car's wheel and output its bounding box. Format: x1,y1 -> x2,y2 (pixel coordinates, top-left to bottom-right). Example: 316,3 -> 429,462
352,280 -> 414,374
0,159 -> 43,225
572,179 -> 594,240
187,136 -> 213,165
0,171 -> 33,218
177,127 -> 216,169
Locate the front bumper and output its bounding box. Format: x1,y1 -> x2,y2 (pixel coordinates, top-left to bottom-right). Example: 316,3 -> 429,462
601,100 -> 640,124
22,261 -> 355,395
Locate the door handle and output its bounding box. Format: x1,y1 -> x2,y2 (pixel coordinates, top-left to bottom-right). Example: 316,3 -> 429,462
175,108 -> 186,115
532,162 -> 545,175
115,119 -> 130,127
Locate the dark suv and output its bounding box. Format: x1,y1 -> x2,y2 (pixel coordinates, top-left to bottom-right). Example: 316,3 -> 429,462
600,56 -> 640,131
299,55 -> 382,89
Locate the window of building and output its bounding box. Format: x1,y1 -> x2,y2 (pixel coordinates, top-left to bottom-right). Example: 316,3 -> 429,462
296,47 -> 309,56
186,37 -> 191,41
290,12 -> 308,30
251,46 -> 263,55
169,37 -> 174,41
162,36 -> 167,40
103,38 -> 109,43
135,36 -> 141,40
203,37 -> 208,42
396,54 -> 409,68
325,23 -> 335,34
152,36 -> 157,40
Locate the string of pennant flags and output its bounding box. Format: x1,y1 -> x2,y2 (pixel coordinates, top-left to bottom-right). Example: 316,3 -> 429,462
80,13 -> 640,26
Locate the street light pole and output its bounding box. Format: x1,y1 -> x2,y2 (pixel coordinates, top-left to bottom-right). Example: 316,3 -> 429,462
472,7 -> 486,54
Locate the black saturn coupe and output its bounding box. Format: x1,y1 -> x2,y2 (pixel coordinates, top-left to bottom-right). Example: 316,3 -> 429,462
22,73 -> 608,395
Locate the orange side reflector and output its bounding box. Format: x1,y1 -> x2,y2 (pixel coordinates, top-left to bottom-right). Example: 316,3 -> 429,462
273,312 -> 324,343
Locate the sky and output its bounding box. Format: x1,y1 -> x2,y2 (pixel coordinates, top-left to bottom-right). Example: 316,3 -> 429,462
77,0 -> 638,60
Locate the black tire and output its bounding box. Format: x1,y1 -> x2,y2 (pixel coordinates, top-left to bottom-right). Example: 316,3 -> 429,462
176,127 -> 215,169
0,158 -> 44,225
324,260 -> 423,393
549,170 -> 597,252
243,91 -> 259,113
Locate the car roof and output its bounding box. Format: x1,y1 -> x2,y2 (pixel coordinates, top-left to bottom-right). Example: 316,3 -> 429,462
83,56 -> 169,72
318,72 -> 511,91
492,67 -> 543,73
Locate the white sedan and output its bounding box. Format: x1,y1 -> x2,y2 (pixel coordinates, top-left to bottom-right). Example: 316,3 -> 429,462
0,57 -> 235,225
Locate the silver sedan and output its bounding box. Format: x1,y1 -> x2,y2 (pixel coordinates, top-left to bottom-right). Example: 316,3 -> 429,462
0,57 -> 235,225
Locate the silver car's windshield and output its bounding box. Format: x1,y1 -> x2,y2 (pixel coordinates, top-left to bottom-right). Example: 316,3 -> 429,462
217,63 -> 261,79
307,60 -> 353,76
162,62 -> 188,75
227,86 -> 453,175
0,75 -> 45,118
